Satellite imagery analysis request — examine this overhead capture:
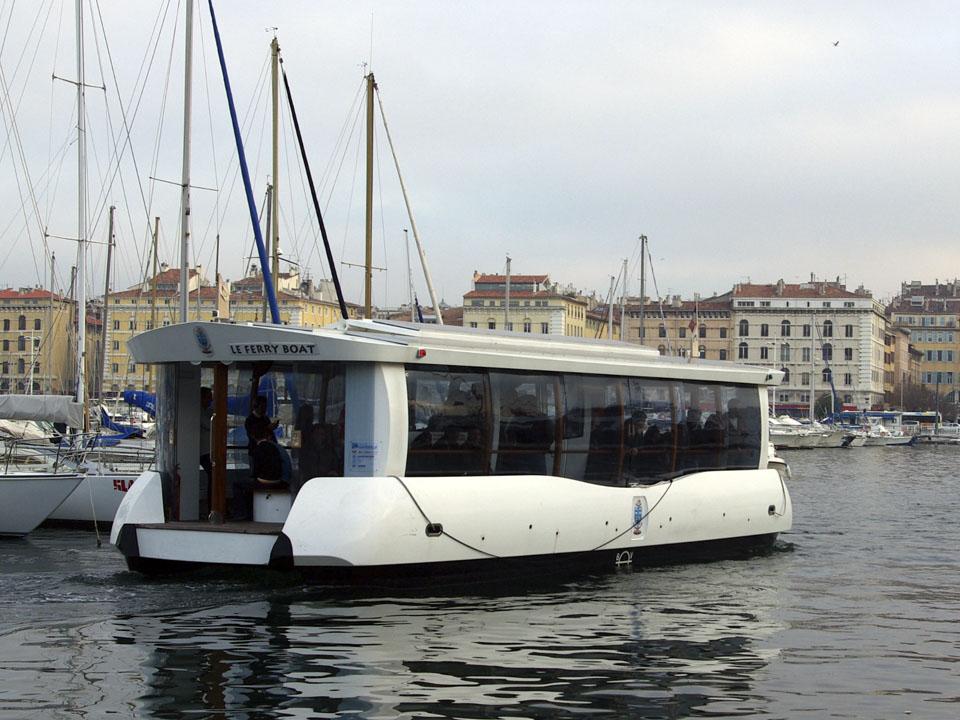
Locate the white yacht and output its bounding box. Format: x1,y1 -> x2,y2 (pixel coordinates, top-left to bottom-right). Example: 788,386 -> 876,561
111,320 -> 792,581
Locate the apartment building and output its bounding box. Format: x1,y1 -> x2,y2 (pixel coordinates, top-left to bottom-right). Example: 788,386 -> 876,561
462,273 -> 589,337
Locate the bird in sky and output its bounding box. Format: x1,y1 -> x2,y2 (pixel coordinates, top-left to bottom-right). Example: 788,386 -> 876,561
833,40 -> 840,46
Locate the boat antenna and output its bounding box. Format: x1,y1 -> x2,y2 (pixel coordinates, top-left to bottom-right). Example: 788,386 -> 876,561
280,60 -> 350,319
206,0 -> 280,323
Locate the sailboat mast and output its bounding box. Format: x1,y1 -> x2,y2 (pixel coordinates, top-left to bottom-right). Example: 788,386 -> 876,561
504,255 -> 511,330
75,0 -> 87,416
638,235 -> 647,344
404,228 -> 414,322
98,206 -> 115,400
149,216 -> 159,389
620,257 -> 627,342
270,35 -> 280,289
364,72 -> 375,318
179,0 -> 194,323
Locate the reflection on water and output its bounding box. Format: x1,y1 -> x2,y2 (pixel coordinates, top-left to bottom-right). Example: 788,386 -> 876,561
3,446 -> 960,718
1,559 -> 789,719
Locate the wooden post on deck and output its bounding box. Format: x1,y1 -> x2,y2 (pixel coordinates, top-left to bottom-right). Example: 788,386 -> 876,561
210,363 -> 228,521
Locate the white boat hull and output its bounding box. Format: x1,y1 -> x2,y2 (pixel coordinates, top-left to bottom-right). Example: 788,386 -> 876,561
771,429 -> 850,449
0,473 -> 84,537
47,472 -> 139,524
113,469 -> 791,577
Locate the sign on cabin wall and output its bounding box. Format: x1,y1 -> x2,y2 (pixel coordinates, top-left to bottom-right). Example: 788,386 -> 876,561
228,342 -> 318,357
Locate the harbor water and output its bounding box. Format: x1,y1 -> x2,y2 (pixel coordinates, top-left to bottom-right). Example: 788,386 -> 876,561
1,447 -> 958,719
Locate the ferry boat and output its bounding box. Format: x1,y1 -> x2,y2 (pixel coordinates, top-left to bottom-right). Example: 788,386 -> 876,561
111,319 -> 792,582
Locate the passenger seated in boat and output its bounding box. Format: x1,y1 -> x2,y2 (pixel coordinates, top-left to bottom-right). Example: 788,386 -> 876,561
251,424 -> 286,489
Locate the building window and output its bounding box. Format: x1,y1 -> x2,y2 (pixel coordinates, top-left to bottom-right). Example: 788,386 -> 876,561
128,321 -> 137,330
111,363 -> 119,374
488,321 -> 496,330
803,324 -> 811,337
1,340 -> 6,351
738,342 -> 748,360
781,320 -> 791,337
1,362 -> 6,373
823,368 -> 832,383
760,346 -> 769,360
780,344 -> 791,362
781,367 -> 790,383
17,336 -> 25,351
113,320 -> 120,330
698,345 -> 706,359
17,315 -> 25,330
844,324 -> 853,338
719,349 -> 728,360
541,323 -> 549,334
1,319 -> 7,331
679,328 -> 686,338
33,337 -> 39,350
506,322 -> 513,332
658,325 -> 666,338
823,320 -> 833,337
34,318 -> 40,330
844,348 -> 853,361
523,321 -> 531,333
112,340 -> 120,350
719,327 -> 727,339
738,319 -> 749,336
699,325 -> 706,338
469,321 -> 478,328
801,372 -> 810,385
822,343 -> 833,361
802,347 -> 811,362
17,359 -> 24,373
760,323 -> 769,337
844,373 -> 852,385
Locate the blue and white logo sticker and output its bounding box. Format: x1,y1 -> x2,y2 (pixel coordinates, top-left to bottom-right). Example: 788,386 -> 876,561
194,326 -> 213,355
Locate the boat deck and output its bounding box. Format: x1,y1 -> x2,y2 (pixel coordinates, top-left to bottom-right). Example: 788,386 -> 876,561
138,520 -> 283,534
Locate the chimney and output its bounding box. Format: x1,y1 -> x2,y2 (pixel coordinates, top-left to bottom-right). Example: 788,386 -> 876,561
776,279 -> 785,296
159,262 -> 169,274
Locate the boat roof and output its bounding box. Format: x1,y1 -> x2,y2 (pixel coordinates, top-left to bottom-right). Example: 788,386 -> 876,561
128,319 -> 782,386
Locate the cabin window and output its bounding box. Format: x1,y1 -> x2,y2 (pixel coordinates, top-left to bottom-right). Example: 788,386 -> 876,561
403,366 -> 762,485
491,371 -> 557,476
405,367 -> 487,476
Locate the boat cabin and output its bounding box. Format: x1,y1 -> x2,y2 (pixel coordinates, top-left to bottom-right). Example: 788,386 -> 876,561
129,320 -> 776,523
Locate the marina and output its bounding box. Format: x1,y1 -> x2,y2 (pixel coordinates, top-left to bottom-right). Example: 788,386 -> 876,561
2,448 -> 959,718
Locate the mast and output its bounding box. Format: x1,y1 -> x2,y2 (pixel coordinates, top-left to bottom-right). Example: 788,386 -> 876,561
607,276 -> 614,339
270,35 -> 280,290
46,252 -> 54,393
404,228 -> 414,322
504,255 -> 511,330
149,216 -> 159,389
262,183 -> 273,322
638,235 -> 647,345
74,0 -> 87,421
376,90 -> 443,323
178,0 -> 194,323
98,206 -> 115,400
620,257 -> 627,342
363,72 -> 375,318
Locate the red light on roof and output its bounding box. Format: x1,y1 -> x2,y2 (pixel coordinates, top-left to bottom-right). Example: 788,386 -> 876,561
416,348 -> 427,359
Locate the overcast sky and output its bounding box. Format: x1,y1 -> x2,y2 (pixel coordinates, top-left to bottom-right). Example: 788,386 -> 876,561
1,0 -> 957,310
